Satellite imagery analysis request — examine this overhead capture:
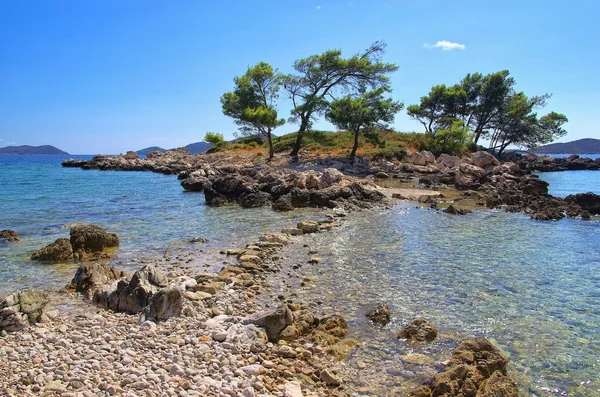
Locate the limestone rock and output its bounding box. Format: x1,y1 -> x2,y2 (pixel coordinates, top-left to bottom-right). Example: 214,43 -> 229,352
69,224 -> 119,258
297,220 -> 319,234
0,290 -> 50,332
470,151 -> 500,168
181,175 -> 211,192
366,302 -> 391,326
412,151 -> 436,166
139,286 -> 183,323
69,263 -> 127,298
398,318 -> 438,342
244,305 -> 293,342
272,195 -> 295,211
31,238 -> 73,261
0,229 -> 20,242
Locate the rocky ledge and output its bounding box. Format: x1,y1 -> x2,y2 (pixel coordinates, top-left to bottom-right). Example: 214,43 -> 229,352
515,154 -> 600,172
31,224 -> 119,261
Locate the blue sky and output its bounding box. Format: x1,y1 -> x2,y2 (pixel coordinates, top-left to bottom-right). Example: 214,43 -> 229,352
1,0 -> 598,154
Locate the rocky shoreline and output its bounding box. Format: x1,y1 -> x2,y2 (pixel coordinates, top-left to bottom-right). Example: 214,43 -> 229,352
62,148 -> 600,221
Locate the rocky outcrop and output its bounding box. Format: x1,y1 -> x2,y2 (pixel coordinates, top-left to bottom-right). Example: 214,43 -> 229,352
93,265 -> 169,314
31,238 -> 73,261
0,290 -> 52,332
122,151 -> 138,160
518,154 -> 600,172
297,220 -> 319,234
397,318 -> 438,342
412,151 -> 436,166
366,302 -> 391,326
410,338 -> 518,397
565,192 -> 600,215
244,305 -> 294,342
180,173 -> 211,192
139,286 -> 183,323
470,151 -> 500,169
0,229 -> 20,242
70,224 -> 119,259
69,263 -> 127,298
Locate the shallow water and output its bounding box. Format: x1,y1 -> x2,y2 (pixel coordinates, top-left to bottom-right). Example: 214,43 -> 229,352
270,206 -> 600,396
0,155 -> 320,293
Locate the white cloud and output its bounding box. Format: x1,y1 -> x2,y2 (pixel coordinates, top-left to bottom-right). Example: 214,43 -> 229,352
424,40 -> 466,51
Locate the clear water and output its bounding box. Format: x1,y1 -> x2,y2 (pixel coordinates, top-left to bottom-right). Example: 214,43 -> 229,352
0,155 -> 320,293
537,171 -> 600,197
546,154 -> 599,160
1,155 -> 599,396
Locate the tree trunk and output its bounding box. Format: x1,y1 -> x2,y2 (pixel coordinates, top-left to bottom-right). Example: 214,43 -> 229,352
267,132 -> 274,161
350,128 -> 360,159
290,122 -> 307,158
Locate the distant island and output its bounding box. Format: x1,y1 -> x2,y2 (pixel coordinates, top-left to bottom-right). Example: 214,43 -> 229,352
136,141 -> 212,156
0,145 -> 69,155
534,138 -> 600,154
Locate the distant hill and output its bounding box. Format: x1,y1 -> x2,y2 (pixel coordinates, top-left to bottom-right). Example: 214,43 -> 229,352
534,138 -> 600,154
136,146 -> 167,155
0,145 -> 68,155
184,141 -> 212,154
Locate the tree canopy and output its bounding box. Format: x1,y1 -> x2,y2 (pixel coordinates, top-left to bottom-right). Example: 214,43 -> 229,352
407,70 -> 567,155
221,62 -> 284,159
283,41 -> 398,157
326,88 -> 403,158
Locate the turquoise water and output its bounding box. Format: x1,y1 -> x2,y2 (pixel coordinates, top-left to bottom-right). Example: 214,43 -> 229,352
0,155 -> 319,293
1,155 -> 599,396
538,171 -> 600,197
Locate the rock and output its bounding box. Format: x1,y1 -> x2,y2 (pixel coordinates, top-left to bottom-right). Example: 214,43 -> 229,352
284,381 -> 304,397
470,151 -> 500,168
459,163 -> 487,180
374,172 -> 390,179
123,151 -> 138,160
0,290 -> 50,332
0,229 -> 20,242
259,233 -> 290,245
366,302 -> 391,325
31,238 -> 73,261
279,309 -> 319,341
94,265 -> 168,314
181,175 -> 211,192
443,205 -> 471,215
272,194 -> 295,211
317,314 -> 348,338
455,173 -> 481,190
69,263 -> 127,298
139,286 -> 183,323
282,227 -> 303,236
412,151 -> 436,166
449,338 -> 508,377
244,305 -> 293,342
397,318 -> 438,342
565,192 -> 600,215
477,370 -> 519,397
437,154 -> 461,169
320,368 -> 342,386
184,291 -> 212,301
69,224 -> 119,259
240,191 -> 273,208
297,220 -> 319,234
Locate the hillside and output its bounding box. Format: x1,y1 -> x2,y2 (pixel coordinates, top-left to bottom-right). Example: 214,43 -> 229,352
0,145 -> 69,155
136,146 -> 167,155
185,141 -> 212,154
535,138 -> 600,154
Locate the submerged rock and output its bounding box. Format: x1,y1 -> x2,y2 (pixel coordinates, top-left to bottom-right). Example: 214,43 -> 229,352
0,229 -> 20,242
366,302 -> 391,326
443,205 -> 472,215
397,318 -> 438,342
31,238 -> 73,261
0,290 -> 51,332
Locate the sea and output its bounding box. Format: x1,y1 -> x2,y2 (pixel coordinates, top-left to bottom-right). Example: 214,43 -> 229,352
1,154 -> 599,396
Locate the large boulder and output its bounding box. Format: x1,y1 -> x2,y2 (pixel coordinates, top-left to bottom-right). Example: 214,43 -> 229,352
0,229 -> 20,242
397,318 -> 438,342
470,151 -> 500,168
565,192 -> 600,215
448,338 -> 508,377
139,286 -> 183,323
123,151 -> 139,160
69,263 -> 127,298
69,224 -> 119,259
244,305 -> 294,342
240,191 -> 273,208
320,168 -> 344,188
272,195 -> 295,211
94,265 -> 168,314
437,154 -> 461,169
459,163 -> 487,180
412,151 -> 436,166
0,290 -> 51,332
279,309 -> 319,341
181,175 -> 211,192
31,238 -> 73,261
297,220 -> 320,234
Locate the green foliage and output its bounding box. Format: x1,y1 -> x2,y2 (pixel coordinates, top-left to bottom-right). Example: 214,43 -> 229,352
283,41 -> 399,156
326,88 -> 403,157
426,120 -> 472,156
204,132 -> 227,153
408,70 -> 568,155
221,62 -> 284,159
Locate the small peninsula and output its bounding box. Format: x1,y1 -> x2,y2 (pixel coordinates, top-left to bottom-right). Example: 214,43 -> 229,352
0,145 -> 69,155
